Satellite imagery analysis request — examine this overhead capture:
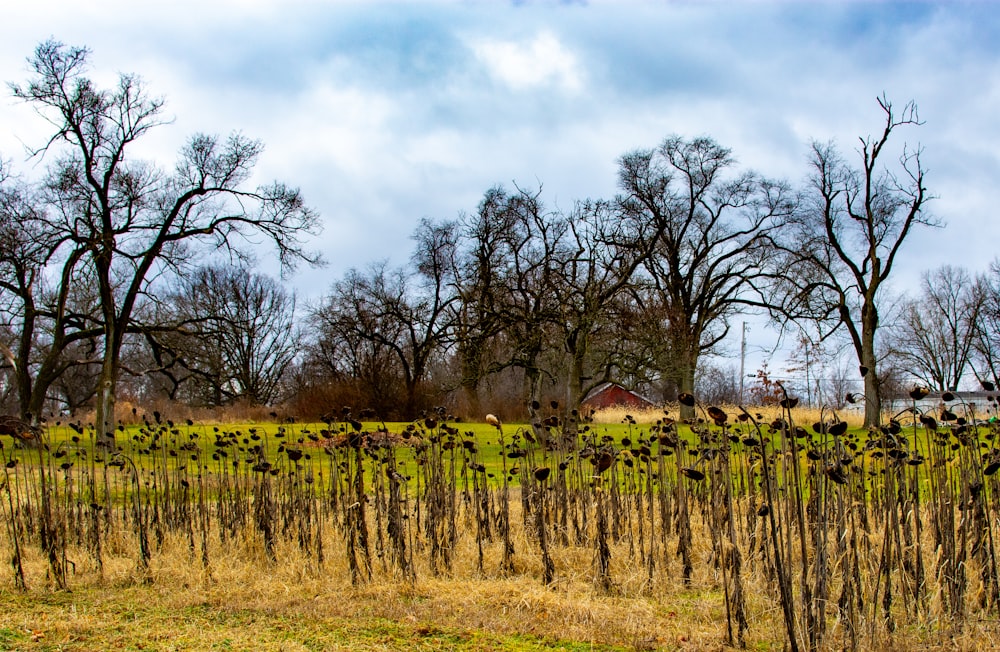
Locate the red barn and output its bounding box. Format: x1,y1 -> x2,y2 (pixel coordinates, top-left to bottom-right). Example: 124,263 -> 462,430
581,383 -> 657,411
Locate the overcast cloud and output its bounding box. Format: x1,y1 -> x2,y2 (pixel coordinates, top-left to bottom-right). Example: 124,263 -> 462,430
2,0 -> 999,370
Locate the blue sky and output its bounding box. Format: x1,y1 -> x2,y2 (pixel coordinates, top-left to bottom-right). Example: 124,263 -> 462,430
3,0 -> 1000,377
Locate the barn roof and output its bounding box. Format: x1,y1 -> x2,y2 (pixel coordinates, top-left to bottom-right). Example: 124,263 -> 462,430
581,382 -> 656,407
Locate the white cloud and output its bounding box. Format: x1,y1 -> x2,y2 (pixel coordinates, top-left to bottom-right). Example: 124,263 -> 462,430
468,30 -> 584,93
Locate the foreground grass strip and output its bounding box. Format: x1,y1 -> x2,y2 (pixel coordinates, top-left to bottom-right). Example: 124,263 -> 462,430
0,587 -> 629,652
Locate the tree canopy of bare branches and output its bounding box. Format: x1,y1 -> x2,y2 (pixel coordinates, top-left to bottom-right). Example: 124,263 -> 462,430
144,265 -> 299,406
7,40 -> 320,436
311,220 -> 458,420
619,135 -> 795,416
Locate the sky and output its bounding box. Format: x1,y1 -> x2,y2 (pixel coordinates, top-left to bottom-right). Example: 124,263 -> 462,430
2,0 -> 999,381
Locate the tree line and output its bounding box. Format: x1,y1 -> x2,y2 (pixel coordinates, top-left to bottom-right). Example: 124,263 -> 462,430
2,40 -> 994,432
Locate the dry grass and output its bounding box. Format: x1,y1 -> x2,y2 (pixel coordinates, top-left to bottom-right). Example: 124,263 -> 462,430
590,403 -> 866,428
72,398 -> 285,427
3,496 -> 998,651
0,522 -> 730,651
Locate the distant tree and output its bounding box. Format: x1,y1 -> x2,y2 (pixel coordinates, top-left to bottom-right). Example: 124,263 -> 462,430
890,266 -> 981,391
148,265 -> 299,406
784,332 -> 829,408
972,260 -> 1000,390
770,97 -> 936,427
313,220 -> 458,419
49,336 -> 101,413
554,197 -> 663,426
822,357 -> 856,410
303,302 -> 404,418
592,286 -> 673,399
451,190 -> 508,418
9,41 -> 319,438
694,361 -> 741,406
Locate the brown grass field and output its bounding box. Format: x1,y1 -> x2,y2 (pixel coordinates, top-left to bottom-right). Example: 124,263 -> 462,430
3,500 -> 997,651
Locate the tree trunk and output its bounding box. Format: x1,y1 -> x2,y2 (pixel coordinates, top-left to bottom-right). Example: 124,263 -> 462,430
403,378 -> 419,422
563,331 -> 588,446
669,338 -> 698,421
462,380 -> 482,421
25,352 -> 67,425
857,295 -> 882,428
26,386 -> 48,428
458,340 -> 483,418
16,365 -> 34,423
524,365 -> 548,447
861,341 -> 881,428
15,305 -> 36,422
95,316 -> 123,442
678,363 -> 697,421
95,354 -> 117,441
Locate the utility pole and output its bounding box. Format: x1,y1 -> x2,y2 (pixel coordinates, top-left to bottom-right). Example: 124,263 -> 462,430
739,321 -> 748,404
804,341 -> 811,408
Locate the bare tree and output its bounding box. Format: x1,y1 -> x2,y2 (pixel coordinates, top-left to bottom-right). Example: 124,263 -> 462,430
890,265 -> 981,391
784,332 -> 829,408
313,220 -> 458,419
147,265 -> 299,406
0,160 -> 102,422
771,96 -> 936,426
49,335 -> 101,413
618,135 -> 795,417
591,286 -> 673,399
822,357 -> 856,410
694,361 -> 741,406
303,298 -> 405,418
972,260 -> 1000,390
554,197 -> 663,421
450,196 -> 503,418
454,185 -> 568,421
10,41 -> 319,437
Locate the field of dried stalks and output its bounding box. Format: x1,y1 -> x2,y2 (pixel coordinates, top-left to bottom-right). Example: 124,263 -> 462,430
3,397 -> 1000,650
